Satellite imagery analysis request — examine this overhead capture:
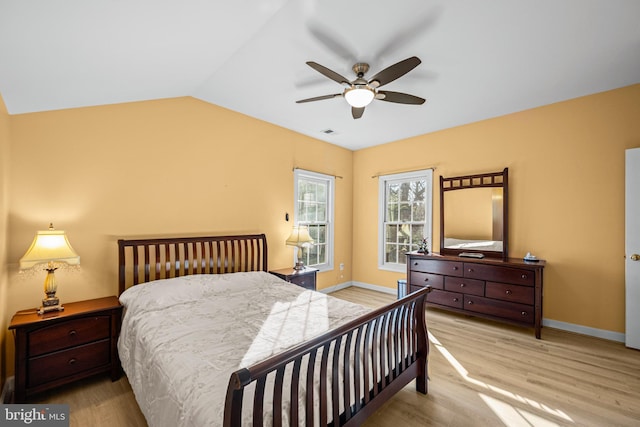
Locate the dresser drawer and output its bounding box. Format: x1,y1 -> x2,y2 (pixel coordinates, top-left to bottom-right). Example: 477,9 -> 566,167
463,263 -> 534,286
409,271 -> 444,290
486,282 -> 534,305
28,316 -> 111,357
444,276 -> 485,296
28,339 -> 111,387
464,296 -> 534,324
410,259 -> 463,277
427,289 -> 464,309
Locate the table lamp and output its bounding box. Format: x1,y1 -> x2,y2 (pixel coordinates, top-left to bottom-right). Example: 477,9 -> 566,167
285,225 -> 314,270
20,223 -> 80,314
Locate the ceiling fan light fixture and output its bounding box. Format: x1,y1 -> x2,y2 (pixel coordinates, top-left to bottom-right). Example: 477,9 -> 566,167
344,85 -> 374,108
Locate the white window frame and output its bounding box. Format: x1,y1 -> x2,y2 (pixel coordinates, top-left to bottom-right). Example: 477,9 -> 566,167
294,169 -> 335,272
378,169 -> 433,272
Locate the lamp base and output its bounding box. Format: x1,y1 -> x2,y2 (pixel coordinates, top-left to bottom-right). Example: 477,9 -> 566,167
293,261 -> 305,270
38,296 -> 64,315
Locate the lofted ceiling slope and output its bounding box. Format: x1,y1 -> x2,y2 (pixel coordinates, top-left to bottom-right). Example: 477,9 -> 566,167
1,0 -> 639,150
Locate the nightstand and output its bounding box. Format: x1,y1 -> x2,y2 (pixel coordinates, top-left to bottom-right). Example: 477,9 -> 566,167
9,296 -> 122,403
270,267 -> 318,290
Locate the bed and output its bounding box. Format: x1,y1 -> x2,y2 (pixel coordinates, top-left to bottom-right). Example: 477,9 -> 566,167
117,233 -> 431,426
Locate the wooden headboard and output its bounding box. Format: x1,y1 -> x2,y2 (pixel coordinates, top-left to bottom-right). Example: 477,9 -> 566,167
118,234 -> 268,295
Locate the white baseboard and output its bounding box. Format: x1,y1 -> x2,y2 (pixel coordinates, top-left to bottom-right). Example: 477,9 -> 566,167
321,280 -> 396,296
1,376 -> 14,404
325,282 -> 625,343
543,319 -> 625,343
350,281 -> 397,295
318,281 -> 353,294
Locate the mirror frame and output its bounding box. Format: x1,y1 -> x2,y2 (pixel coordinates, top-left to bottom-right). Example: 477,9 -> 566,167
439,168 -> 508,259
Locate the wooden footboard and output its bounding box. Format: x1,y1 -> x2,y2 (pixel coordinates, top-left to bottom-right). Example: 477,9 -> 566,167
224,286 -> 431,427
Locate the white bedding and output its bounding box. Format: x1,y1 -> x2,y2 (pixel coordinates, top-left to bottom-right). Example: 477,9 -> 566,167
118,271 -> 370,427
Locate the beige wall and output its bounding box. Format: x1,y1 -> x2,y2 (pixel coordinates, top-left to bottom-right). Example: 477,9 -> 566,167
0,94 -> 9,386
4,97 -> 353,376
353,84 -> 640,334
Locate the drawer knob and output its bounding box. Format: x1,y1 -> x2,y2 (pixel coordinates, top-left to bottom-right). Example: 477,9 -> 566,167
521,274 -> 528,279
452,266 -> 459,271
68,358 -> 77,365
68,330 -> 77,337
414,262 -> 419,266
453,298 -> 459,302
460,283 -> 465,288
521,311 -> 528,317
424,277 -> 429,282
467,268 -> 474,273
505,290 -> 512,295
467,300 -> 474,305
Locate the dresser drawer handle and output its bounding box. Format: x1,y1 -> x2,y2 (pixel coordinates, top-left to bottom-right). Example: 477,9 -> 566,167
460,283 -> 465,288
505,290 -> 512,295
467,300 -> 474,305
68,358 -> 77,365
452,266 -> 459,271
453,298 -> 459,302
521,274 -> 528,279
467,268 -> 474,273
68,330 -> 77,337
521,311 -> 528,317
414,262 -> 419,266
424,277 -> 429,282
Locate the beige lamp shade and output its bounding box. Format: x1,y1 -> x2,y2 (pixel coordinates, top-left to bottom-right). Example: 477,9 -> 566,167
285,225 -> 314,247
20,225 -> 80,269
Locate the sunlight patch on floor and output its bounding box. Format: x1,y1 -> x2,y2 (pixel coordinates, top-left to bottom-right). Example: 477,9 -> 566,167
428,332 -> 573,425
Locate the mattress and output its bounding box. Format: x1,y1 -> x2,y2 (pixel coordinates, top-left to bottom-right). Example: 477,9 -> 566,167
118,271 -> 371,426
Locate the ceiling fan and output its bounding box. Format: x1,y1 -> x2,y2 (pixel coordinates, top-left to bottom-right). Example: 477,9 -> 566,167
296,56 -> 425,119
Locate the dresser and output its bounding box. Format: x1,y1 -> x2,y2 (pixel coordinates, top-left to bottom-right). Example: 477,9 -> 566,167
403,253 -> 545,338
9,296 -> 122,402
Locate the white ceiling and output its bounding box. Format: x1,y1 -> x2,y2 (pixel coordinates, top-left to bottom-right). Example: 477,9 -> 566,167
1,0 -> 639,151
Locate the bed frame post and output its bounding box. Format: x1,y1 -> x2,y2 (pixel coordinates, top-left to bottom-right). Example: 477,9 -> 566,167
415,295 -> 429,394
223,368 -> 251,427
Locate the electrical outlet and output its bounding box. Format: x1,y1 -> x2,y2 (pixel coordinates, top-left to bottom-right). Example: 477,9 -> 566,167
339,263 -> 344,271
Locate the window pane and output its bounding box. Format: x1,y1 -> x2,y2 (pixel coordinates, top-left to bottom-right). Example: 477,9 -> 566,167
387,203 -> 398,222
385,224 -> 397,242
385,244 -> 397,263
399,202 -> 411,221
413,202 -> 425,221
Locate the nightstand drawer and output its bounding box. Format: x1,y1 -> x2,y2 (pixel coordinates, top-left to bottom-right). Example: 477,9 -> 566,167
288,274 -> 314,290
28,315 -> 111,357
28,339 -> 111,387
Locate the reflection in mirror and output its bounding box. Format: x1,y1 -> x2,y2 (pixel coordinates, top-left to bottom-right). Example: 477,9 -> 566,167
443,187 -> 503,251
440,168 -> 508,259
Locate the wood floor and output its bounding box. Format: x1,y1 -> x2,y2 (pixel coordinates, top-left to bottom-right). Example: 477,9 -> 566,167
30,287 -> 640,427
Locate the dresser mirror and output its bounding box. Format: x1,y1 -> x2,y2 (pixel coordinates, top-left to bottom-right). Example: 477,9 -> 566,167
439,168 -> 508,259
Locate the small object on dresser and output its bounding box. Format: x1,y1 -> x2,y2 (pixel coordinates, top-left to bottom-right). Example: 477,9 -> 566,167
417,238 -> 429,254
524,252 -> 539,262
459,252 -> 485,259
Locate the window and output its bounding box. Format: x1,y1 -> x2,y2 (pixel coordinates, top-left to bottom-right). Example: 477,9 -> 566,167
294,169 -> 334,271
378,169 -> 433,272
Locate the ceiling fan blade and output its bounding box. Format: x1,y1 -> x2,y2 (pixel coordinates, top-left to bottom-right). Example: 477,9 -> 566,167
306,62 -> 351,86
307,20 -> 357,63
296,93 -> 342,103
368,57 -> 421,88
352,107 -> 365,119
377,91 -> 425,105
